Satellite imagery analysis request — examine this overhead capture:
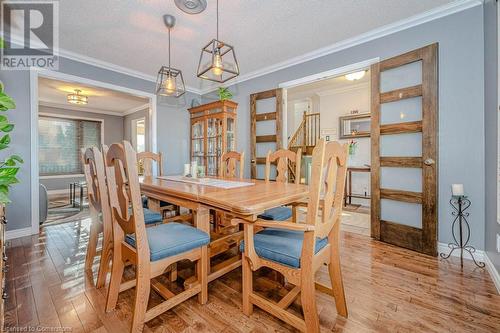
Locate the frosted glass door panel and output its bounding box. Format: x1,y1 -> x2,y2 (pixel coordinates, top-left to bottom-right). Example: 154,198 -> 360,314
257,121 -> 277,136
380,61 -> 422,92
256,99 -> 275,114
381,167 -> 422,192
380,133 -> 422,157
381,199 -> 422,228
380,97 -> 422,124
256,142 -> 277,157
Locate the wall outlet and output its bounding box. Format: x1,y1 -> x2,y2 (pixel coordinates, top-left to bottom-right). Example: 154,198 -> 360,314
497,234 -> 500,253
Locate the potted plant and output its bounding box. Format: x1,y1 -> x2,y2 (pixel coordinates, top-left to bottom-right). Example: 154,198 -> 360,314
217,87 -> 233,101
0,82 -> 23,204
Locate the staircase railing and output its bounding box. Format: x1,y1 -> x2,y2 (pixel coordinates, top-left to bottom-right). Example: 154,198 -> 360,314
288,112 -> 320,153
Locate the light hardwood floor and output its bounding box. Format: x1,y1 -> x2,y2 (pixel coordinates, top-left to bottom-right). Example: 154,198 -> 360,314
4,218 -> 500,332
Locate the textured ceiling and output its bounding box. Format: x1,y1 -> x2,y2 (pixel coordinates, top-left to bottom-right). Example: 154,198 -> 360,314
57,0 -> 456,91
38,77 -> 149,114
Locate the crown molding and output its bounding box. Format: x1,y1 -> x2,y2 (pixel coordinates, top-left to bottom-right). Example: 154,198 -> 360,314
123,103 -> 150,116
6,35 -> 203,95
200,0 -> 482,95
39,99 -> 126,117
315,82 -> 370,97
6,0 -> 481,97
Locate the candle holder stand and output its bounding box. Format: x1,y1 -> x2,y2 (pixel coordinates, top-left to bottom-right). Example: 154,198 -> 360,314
440,196 -> 484,268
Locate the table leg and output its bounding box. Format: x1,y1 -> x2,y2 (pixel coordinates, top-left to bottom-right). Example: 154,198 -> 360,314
80,185 -> 84,211
70,183 -> 74,207
348,171 -> 352,205
184,206 -> 242,289
147,198 -> 160,212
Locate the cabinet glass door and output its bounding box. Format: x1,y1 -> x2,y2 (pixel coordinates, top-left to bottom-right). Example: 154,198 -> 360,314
192,120 -> 204,167
227,118 -> 235,152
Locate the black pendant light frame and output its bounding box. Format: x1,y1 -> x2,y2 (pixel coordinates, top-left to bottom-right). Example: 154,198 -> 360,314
197,0 -> 239,83
155,15 -> 186,97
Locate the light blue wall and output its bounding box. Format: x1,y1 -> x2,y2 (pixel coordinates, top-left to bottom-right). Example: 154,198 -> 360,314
204,6 -> 486,249
0,57 -> 199,231
484,0 -> 500,274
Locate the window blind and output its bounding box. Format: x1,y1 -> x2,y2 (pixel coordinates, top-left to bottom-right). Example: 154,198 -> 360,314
39,115 -> 102,176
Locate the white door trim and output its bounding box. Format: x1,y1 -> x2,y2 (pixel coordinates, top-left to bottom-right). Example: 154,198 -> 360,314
278,58 -> 379,148
30,68 -> 157,235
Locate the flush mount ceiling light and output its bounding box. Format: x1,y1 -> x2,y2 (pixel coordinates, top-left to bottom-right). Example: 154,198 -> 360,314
345,70 -> 367,81
67,89 -> 88,105
197,0 -> 239,83
155,14 -> 186,98
175,0 -> 207,14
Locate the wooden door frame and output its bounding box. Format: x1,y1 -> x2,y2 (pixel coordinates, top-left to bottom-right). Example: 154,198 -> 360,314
250,88 -> 283,179
371,43 -> 439,256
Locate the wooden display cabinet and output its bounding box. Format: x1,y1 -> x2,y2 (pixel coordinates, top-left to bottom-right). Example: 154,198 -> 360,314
188,100 -> 237,176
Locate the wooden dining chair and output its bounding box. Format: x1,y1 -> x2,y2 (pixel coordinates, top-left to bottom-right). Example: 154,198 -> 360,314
81,147 -> 113,289
137,151 -> 181,220
259,148 -> 302,222
104,141 -> 209,333
235,140 -> 349,333
219,151 -> 245,179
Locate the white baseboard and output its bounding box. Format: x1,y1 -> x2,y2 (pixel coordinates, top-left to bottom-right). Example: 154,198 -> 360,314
438,242 -> 500,295
484,253 -> 500,295
5,226 -> 36,240
438,242 -> 484,261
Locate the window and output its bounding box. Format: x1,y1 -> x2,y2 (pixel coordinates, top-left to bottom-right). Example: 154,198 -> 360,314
39,115 -> 102,176
132,117 -> 146,153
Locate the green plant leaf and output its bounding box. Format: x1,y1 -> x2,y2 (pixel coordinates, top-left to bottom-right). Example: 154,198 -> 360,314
0,134 -> 10,145
0,185 -> 8,194
0,167 -> 19,177
0,92 -> 15,111
0,124 -> 14,132
0,176 -> 19,186
0,115 -> 7,123
7,155 -> 23,164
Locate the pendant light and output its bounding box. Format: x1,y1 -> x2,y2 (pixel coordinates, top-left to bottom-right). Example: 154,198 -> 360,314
197,0 -> 239,83
155,14 -> 186,97
67,89 -> 88,105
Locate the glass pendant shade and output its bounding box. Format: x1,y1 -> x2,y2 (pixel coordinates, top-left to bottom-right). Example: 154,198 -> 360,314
197,39 -> 239,83
155,14 -> 185,98
155,66 -> 185,97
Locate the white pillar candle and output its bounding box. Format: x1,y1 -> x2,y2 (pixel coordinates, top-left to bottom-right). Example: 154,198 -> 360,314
451,184 -> 464,196
183,164 -> 190,176
191,161 -> 198,179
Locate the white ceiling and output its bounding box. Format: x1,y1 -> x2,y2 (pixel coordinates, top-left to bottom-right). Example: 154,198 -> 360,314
288,70 -> 371,100
57,0 -> 457,92
38,77 -> 149,115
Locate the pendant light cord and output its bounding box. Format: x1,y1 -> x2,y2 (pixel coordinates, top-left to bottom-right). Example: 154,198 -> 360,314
216,0 -> 219,41
168,27 -> 171,69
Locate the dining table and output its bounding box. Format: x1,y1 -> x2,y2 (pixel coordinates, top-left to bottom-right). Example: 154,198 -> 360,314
139,175 -> 309,286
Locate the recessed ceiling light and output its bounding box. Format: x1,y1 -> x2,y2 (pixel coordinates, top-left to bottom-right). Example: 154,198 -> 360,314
345,70 -> 366,81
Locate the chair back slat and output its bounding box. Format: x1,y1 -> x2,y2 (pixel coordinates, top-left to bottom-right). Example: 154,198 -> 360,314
137,151 -> 163,177
305,140 -> 348,240
105,142 -> 148,249
265,148 -> 302,184
81,147 -> 110,222
220,151 -> 244,179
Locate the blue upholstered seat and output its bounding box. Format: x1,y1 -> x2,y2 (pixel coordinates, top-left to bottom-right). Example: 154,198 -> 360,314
142,196 -> 173,209
240,228 -> 328,268
143,208 -> 163,225
258,206 -> 293,221
125,222 -> 210,262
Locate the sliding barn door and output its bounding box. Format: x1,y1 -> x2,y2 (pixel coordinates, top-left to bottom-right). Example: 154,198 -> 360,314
250,89 -> 283,179
371,43 -> 438,256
